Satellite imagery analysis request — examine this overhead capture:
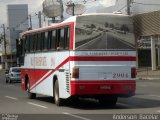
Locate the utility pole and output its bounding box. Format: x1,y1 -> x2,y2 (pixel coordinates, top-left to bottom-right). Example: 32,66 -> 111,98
38,11 -> 42,28
59,0 -> 64,20
28,15 -> 32,30
66,1 -> 75,16
2,24 -> 6,56
1,24 -> 7,69
72,3 -> 75,16
127,0 -> 132,15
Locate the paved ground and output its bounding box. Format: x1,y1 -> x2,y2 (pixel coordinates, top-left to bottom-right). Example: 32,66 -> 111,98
0,71 -> 160,120
137,67 -> 160,80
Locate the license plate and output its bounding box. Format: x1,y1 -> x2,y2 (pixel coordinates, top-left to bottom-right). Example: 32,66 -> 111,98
100,85 -> 111,90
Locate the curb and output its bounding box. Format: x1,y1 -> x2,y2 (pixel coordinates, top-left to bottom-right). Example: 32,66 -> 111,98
136,77 -> 160,80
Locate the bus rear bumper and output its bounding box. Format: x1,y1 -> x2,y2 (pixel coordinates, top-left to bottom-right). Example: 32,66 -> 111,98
71,80 -> 136,97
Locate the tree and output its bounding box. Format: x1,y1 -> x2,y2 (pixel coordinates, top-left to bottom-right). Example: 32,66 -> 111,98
91,24 -> 96,29
105,22 -> 109,28
120,24 -> 129,33
109,24 -> 114,29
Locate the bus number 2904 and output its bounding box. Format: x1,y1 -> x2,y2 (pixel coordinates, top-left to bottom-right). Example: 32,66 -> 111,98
113,73 -> 129,79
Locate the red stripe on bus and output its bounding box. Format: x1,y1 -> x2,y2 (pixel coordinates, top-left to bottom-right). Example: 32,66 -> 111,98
29,56 -> 136,90
23,22 -> 75,35
30,57 -> 70,90
70,56 -> 136,61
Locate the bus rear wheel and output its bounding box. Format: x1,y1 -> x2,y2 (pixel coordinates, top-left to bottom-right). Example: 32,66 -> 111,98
27,80 -> 36,99
54,80 -> 63,106
98,96 -> 117,107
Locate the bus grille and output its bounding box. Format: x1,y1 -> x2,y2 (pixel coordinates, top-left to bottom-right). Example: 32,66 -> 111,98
66,71 -> 70,93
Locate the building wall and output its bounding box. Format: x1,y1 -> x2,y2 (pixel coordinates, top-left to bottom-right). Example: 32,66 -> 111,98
7,4 -> 28,54
134,11 -> 160,37
1,4 -> 29,69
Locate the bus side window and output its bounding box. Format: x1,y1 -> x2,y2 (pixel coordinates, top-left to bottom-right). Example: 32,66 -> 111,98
64,27 -> 70,49
47,31 -> 52,50
26,35 -> 30,53
56,29 -> 60,50
33,34 -> 36,52
60,28 -> 65,49
41,32 -> 45,50
34,34 -> 38,51
30,35 -> 34,52
22,36 -> 26,54
37,33 -> 41,51
44,31 -> 48,50
51,30 -> 56,50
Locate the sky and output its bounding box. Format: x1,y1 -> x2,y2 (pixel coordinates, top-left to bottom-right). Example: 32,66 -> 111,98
1,0 -> 160,30
0,0 -> 117,29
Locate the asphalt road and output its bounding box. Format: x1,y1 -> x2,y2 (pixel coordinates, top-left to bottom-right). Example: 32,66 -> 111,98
78,33 -> 134,50
0,73 -> 160,120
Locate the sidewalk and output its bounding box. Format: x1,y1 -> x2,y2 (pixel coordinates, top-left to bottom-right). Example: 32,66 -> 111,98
136,67 -> 160,80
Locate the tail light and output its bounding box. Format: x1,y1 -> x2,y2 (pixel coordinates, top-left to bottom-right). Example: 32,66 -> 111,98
72,67 -> 79,78
131,68 -> 136,78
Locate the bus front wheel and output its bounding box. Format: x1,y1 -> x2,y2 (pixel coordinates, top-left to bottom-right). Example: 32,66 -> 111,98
27,80 -> 36,99
54,80 -> 63,106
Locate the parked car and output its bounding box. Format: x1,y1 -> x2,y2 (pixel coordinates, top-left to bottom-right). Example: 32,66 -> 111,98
6,67 -> 21,83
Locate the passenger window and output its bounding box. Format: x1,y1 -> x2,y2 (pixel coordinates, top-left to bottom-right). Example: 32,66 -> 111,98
34,34 -> 38,51
47,31 -> 52,49
37,33 -> 41,51
44,32 -> 48,50
41,33 -> 45,50
51,30 -> 56,50
26,36 -> 30,52
64,27 -> 70,49
30,35 -> 34,52
60,28 -> 65,49
56,29 -> 60,50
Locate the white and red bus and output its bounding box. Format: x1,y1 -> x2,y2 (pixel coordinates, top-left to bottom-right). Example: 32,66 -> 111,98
20,13 -> 136,106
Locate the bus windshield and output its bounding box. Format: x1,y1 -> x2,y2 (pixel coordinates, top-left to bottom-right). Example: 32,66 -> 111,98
75,14 -> 135,50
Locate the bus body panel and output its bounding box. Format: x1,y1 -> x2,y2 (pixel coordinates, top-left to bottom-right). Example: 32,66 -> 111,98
21,51 -> 70,98
69,51 -> 136,97
20,14 -> 136,102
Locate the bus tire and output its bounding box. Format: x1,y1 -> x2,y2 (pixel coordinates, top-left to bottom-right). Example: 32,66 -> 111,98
27,80 -> 36,99
54,80 -> 63,106
98,96 -> 117,107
